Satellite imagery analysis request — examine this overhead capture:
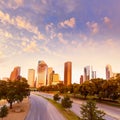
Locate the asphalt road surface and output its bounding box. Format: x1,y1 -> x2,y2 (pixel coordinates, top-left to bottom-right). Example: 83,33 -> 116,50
37,92 -> 120,120
25,94 -> 65,120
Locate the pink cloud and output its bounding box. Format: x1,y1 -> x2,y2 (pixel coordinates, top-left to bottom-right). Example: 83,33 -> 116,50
59,17 -> 76,28
86,22 -> 99,34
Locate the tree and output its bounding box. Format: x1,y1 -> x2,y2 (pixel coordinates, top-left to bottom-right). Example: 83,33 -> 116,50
6,77 -> 30,109
0,81 -> 7,100
91,78 -> 105,99
79,81 -> 95,99
102,79 -> 119,100
80,100 -> 105,120
0,105 -> 8,120
61,95 -> 73,108
53,94 -> 61,101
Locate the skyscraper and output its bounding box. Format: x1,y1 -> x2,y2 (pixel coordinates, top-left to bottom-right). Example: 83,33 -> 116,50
106,64 -> 113,80
84,66 -> 90,81
64,61 -> 72,86
10,66 -> 21,81
28,69 -> 35,87
92,71 -> 96,79
52,73 -> 59,85
37,60 -> 48,88
80,75 -> 83,84
47,67 -> 53,86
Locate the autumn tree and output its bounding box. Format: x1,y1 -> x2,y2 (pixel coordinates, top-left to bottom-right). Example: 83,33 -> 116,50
6,77 -> 30,109
80,100 -> 105,120
79,81 -> 95,99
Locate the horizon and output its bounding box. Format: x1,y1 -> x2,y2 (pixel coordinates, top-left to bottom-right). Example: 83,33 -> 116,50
0,0 -> 120,83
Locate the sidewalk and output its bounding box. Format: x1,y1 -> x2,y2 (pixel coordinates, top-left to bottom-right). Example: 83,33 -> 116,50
0,98 -> 30,120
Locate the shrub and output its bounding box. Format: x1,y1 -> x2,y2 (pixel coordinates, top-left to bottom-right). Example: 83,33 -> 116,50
53,94 -> 61,101
61,95 -> 73,108
0,105 -> 8,120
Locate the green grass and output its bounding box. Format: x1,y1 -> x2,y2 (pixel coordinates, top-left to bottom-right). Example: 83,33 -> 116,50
36,94 -> 81,120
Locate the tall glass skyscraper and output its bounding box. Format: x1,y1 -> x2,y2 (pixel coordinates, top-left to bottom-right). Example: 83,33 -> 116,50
37,60 -> 48,88
106,64 -> 113,80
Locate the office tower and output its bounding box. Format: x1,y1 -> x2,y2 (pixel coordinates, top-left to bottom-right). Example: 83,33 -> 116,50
10,66 -> 21,81
28,69 -> 35,87
84,66 -> 90,81
92,71 -> 96,79
52,73 -> 59,85
47,67 -> 53,86
80,75 -> 83,84
106,64 -> 113,80
37,60 -> 48,88
64,61 -> 72,86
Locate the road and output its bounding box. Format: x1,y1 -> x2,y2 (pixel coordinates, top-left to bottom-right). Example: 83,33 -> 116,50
25,94 -> 65,120
36,92 -> 120,120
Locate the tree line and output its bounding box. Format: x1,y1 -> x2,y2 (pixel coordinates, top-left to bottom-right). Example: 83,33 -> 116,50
38,75 -> 120,101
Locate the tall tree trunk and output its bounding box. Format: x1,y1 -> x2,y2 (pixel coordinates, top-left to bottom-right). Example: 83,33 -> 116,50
10,102 -> 12,109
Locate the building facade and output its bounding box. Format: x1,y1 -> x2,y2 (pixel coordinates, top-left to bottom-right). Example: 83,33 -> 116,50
37,60 -> 48,88
92,71 -> 96,79
80,75 -> 83,84
52,73 -> 59,85
106,64 -> 113,80
10,66 -> 21,81
47,67 -> 53,86
84,66 -> 90,81
28,69 -> 35,87
64,61 -> 72,86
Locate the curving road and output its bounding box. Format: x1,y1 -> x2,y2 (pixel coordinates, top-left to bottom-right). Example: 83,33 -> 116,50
25,94 -> 65,120
36,92 -> 120,120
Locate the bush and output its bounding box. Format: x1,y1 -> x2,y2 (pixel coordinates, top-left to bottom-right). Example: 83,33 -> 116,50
61,95 -> 73,108
80,100 -> 105,120
0,105 -> 8,119
53,94 -> 61,101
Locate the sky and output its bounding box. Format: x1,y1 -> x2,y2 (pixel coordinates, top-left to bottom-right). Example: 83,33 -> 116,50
0,0 -> 120,83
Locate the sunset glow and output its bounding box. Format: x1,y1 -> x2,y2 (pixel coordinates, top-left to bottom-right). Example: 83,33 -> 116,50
0,0 -> 120,83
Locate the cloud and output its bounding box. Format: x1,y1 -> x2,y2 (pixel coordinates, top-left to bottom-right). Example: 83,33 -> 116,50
23,41 -> 39,52
103,16 -> 112,28
0,29 -> 13,39
57,33 -> 67,44
86,22 -> 99,34
57,0 -> 78,13
0,0 -> 24,9
45,23 -> 56,39
59,17 -> 76,28
0,10 -> 45,40
80,34 -> 88,41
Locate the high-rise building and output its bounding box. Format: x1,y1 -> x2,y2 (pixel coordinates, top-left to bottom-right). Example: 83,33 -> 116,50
47,67 -> 53,86
80,75 -> 83,84
37,60 -> 48,88
84,66 -> 90,81
28,69 -> 35,87
106,64 -> 113,80
64,61 -> 72,86
92,71 -> 96,79
52,73 -> 59,85
10,66 -> 21,81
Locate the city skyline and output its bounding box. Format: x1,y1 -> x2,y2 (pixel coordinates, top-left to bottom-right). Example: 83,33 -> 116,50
0,0 -> 120,83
